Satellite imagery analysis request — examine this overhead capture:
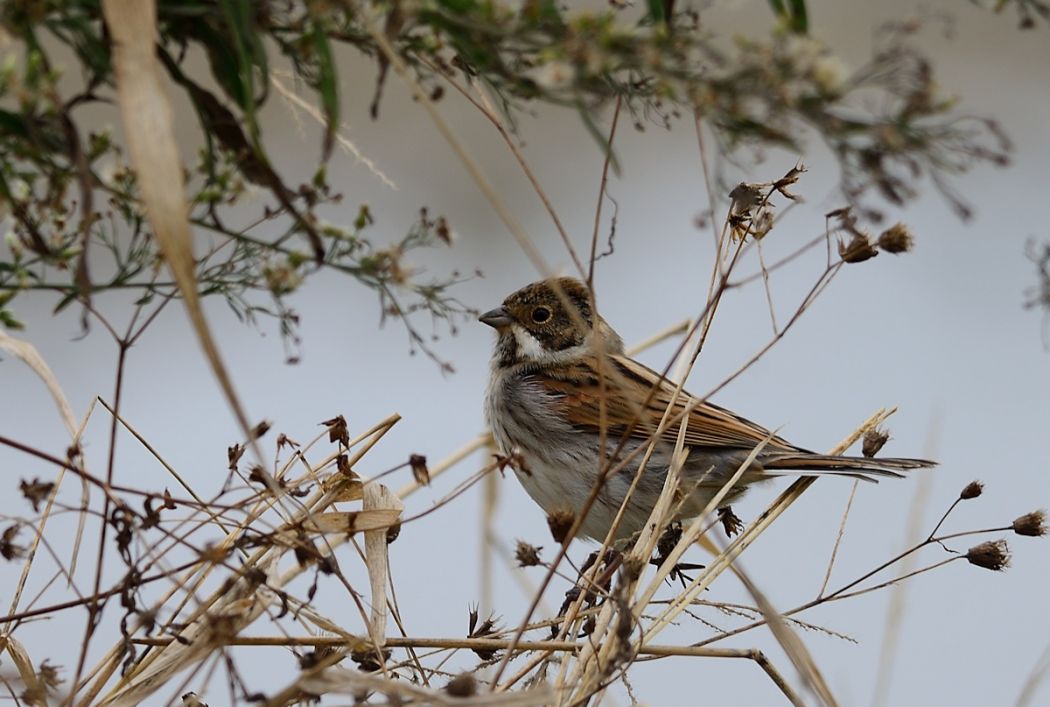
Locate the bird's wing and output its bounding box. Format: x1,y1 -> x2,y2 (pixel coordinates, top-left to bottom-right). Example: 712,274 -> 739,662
528,353 -> 804,453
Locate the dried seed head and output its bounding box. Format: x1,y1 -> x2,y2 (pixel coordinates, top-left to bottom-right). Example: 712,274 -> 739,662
773,162 -> 806,201
446,674 -> 477,697
1,524 -> 25,561
19,478 -> 54,513
862,427 -> 890,458
467,608 -> 501,660
321,415 -> 349,447
728,182 -> 764,215
750,208 -> 775,239
276,433 -> 300,450
37,659 -> 62,693
656,521 -> 683,561
514,540 -> 543,567
409,454 -> 430,486
580,615 -> 597,636
227,443 -> 245,472
495,449 -> 531,476
546,508 -> 576,544
717,506 -> 744,537
1012,510 -> 1047,537
838,233 -> 879,263
965,539 -> 1011,571
350,647 -> 391,672
877,223 -> 914,253
960,480 -> 984,500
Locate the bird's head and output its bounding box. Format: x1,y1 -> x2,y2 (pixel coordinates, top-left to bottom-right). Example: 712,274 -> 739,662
480,277 -> 623,367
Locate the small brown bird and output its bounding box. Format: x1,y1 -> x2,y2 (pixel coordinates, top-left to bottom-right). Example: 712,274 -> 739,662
481,277 -> 934,541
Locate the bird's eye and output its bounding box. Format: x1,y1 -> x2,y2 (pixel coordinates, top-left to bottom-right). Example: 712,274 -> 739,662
531,306 -> 551,323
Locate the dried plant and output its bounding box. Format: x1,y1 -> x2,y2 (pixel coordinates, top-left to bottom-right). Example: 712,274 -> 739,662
3,160 -> 1044,705
0,0 -> 1026,364
0,2 -> 1045,705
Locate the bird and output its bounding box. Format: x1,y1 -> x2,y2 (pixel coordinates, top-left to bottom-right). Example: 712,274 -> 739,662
481,277 -> 934,542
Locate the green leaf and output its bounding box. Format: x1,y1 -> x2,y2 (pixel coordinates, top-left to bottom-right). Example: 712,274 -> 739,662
199,22 -> 251,109
307,17 -> 339,161
0,308 -> 25,330
217,0 -> 269,142
768,0 -> 809,34
645,0 -> 666,25
52,291 -> 79,314
46,12 -> 112,82
0,109 -> 30,139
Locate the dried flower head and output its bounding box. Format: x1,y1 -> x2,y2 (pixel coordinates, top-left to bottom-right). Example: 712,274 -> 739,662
321,415 -> 349,447
409,454 -> 430,486
495,449 -> 531,477
965,539 -> 1011,571
717,506 -> 744,537
960,481 -> 984,500
838,233 -> 879,263
446,674 -> 477,697
467,607 -> 501,660
1,524 -> 25,561
1012,510 -> 1047,537
877,223 -> 914,253
37,660 -> 63,693
773,163 -> 806,201
350,647 -> 391,672
514,540 -> 543,567
862,427 -> 890,458
546,508 -> 576,544
19,478 -> 55,512
728,182 -> 765,215
227,443 -> 245,472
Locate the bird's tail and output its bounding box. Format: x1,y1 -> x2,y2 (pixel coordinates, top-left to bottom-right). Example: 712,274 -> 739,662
761,454 -> 936,482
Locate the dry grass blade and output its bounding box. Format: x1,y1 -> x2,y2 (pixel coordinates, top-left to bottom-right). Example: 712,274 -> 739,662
100,0 -> 260,469
366,19 -> 552,278
635,430 -> 777,627
871,439 -> 935,707
642,408 -> 895,643
292,666 -> 552,705
364,483 -> 405,645
1,635 -> 46,706
819,479 -> 859,596
1017,640 -> 1050,707
96,398 -> 232,532
624,318 -> 693,357
87,417 -> 402,704
0,331 -> 77,435
99,591 -> 274,707
293,509 -> 403,535
0,333 -> 83,600
733,566 -> 837,706
468,76 -> 585,278
270,71 -> 397,190
566,405 -> 696,699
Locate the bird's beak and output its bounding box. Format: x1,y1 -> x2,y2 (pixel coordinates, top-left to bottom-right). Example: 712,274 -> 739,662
479,306 -> 513,329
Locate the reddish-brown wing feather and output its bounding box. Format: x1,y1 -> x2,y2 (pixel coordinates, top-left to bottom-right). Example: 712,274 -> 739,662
529,353 -> 807,454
